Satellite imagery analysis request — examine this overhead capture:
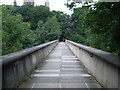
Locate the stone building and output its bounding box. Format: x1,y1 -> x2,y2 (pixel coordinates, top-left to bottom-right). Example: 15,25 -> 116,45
45,0 -> 49,7
13,0 -> 17,6
23,0 -> 34,5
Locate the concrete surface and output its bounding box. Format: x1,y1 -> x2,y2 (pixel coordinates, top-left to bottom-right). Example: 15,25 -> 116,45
66,40 -> 119,88
19,42 -> 101,88
2,40 -> 58,88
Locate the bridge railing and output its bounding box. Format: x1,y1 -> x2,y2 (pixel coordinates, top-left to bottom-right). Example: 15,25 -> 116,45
66,40 -> 120,88
1,40 -> 58,88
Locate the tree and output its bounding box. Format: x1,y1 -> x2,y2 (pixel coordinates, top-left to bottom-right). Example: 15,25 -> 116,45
14,5 -> 52,30
52,11 -> 72,41
29,6 -> 52,29
2,5 -> 61,55
14,5 -> 33,22
35,16 -> 61,44
2,5 -> 34,55
65,1 -> 120,55
84,2 -> 120,55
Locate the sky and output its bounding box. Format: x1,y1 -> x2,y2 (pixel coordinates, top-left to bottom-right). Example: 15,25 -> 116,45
0,0 -> 74,15
0,0 -> 100,15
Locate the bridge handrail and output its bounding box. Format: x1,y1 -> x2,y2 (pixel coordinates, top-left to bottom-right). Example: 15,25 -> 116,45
66,40 -> 120,68
1,40 -> 58,66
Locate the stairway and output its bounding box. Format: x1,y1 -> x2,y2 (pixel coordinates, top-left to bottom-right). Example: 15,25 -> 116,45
19,42 -> 101,88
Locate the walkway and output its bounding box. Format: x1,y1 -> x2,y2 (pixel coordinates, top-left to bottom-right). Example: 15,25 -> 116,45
19,42 -> 101,88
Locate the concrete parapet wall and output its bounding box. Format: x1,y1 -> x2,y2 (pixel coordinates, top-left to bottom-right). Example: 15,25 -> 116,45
2,40 -> 58,88
66,40 -> 120,88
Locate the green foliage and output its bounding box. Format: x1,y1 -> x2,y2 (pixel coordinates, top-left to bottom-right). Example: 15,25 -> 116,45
14,5 -> 52,29
0,6 -> 2,55
52,11 -> 72,40
2,2 -> 120,56
2,5 -> 34,55
35,16 -> 61,44
29,6 -> 52,29
66,2 -> 120,55
84,2 -> 120,55
2,5 -> 61,55
65,2 -> 76,10
14,5 -> 33,22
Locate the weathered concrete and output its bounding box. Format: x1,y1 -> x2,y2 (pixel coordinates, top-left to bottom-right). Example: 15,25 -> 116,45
66,40 -> 119,88
2,40 -> 58,88
19,42 -> 101,88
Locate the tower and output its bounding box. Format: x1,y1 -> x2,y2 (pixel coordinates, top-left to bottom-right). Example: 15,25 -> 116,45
13,0 -> 17,6
24,0 -> 34,5
45,0 -> 49,8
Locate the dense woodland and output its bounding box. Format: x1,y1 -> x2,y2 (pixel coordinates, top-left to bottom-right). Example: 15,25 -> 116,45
2,2 -> 120,55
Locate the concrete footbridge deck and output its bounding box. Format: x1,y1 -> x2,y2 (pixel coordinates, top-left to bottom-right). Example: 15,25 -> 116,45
19,42 -> 101,88
2,40 -> 119,89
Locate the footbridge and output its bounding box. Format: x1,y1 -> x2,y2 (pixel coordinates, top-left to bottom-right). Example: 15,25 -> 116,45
1,40 -> 120,89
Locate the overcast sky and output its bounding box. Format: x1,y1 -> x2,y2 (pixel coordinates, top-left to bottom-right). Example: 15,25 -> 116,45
0,0 -> 75,15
